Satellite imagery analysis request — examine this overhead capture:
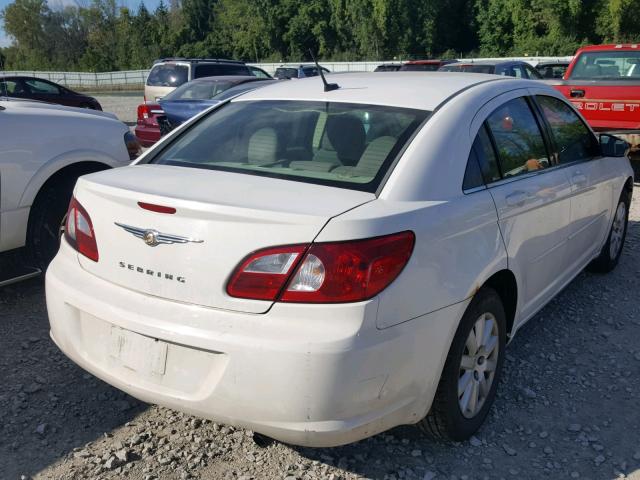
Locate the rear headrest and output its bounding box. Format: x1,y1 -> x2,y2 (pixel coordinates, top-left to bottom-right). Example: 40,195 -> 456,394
326,115 -> 366,166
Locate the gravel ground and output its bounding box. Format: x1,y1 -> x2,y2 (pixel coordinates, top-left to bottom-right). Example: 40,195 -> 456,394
91,92 -> 143,125
1,186 -> 640,480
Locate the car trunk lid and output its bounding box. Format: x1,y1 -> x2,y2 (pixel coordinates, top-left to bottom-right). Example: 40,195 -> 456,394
73,164 -> 374,313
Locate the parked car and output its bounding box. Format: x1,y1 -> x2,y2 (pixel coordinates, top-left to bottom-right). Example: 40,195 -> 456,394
399,59 -> 455,71
553,44 -> 640,148
0,99 -> 137,286
0,75 -> 102,110
248,66 -> 272,79
145,58 -> 253,102
439,60 -> 543,79
158,77 -> 277,135
535,61 -> 570,79
274,65 -> 330,79
47,73 -> 633,448
374,63 -> 403,72
134,102 -> 165,147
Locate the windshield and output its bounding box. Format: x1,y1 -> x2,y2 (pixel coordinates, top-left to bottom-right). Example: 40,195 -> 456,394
147,64 -> 189,87
570,51 -> 640,79
439,64 -> 495,73
275,68 -> 298,79
163,80 -> 236,101
214,80 -> 277,102
149,100 -> 429,192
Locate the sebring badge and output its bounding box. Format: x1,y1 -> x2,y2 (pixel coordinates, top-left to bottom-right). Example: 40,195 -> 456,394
115,223 -> 203,247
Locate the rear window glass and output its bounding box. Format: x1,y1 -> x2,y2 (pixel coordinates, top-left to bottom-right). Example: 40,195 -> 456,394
569,51 -> 640,79
149,100 -> 429,192
147,64 -> 189,87
163,81 -> 235,101
399,64 -> 440,71
194,64 -> 251,78
275,68 -> 298,79
440,64 -> 495,74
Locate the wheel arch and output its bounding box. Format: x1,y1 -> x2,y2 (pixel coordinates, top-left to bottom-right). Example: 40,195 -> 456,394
25,161 -> 111,242
481,269 -> 518,338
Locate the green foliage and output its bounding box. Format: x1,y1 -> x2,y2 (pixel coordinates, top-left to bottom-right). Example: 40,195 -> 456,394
2,0 -> 640,71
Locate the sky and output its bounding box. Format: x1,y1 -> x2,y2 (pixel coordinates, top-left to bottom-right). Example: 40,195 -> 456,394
0,0 -> 163,49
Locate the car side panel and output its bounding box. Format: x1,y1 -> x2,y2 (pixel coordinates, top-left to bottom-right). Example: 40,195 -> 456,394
313,191 -> 505,329
0,106 -> 129,252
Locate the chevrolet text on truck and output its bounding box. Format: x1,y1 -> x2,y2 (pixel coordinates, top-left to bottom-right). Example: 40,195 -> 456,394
555,44 -> 640,147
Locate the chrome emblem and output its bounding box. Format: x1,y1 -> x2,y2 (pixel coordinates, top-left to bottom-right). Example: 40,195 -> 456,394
115,223 -> 203,247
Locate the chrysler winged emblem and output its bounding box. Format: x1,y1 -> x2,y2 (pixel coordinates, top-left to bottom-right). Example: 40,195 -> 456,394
115,223 -> 204,247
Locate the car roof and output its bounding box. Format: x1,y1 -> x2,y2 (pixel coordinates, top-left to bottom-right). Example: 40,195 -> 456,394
404,59 -> 448,65
445,60 -> 529,67
187,75 -> 263,85
576,44 -> 640,52
233,71 -> 527,110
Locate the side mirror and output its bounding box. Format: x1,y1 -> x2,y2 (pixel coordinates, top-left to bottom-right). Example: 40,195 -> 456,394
600,133 -> 630,158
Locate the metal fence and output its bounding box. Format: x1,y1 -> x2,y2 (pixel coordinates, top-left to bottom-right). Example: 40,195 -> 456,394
2,57 -> 574,89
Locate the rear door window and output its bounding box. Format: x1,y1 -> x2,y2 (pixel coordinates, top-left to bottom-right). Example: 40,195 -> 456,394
25,79 -> 60,94
463,125 -> 502,190
194,64 -> 251,78
536,95 -> 599,164
485,97 -> 551,178
147,64 -> 189,87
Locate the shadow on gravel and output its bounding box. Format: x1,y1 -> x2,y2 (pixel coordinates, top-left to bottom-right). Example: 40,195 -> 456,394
291,218 -> 640,479
0,277 -> 148,478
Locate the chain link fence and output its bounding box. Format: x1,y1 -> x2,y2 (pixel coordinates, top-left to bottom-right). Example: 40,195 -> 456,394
2,57 -> 573,90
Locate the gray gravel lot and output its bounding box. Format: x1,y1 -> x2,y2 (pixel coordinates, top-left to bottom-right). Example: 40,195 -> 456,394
1,186 -> 639,480
92,92 -> 143,125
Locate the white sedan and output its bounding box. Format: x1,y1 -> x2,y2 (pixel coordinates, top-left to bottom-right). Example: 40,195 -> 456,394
46,73 -> 633,447
0,99 -> 138,286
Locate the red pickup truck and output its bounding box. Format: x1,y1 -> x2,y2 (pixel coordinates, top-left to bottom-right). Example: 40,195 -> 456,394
554,44 -> 640,148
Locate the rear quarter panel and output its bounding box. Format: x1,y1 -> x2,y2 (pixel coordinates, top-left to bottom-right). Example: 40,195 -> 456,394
0,106 -> 130,251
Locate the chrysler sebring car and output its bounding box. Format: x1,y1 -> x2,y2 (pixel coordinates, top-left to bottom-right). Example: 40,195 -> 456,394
46,73 -> 633,447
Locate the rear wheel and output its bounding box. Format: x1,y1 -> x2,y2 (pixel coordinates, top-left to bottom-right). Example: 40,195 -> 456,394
419,287 -> 506,441
27,177 -> 76,271
587,189 -> 630,273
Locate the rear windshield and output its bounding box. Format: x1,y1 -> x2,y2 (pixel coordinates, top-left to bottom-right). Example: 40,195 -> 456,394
149,100 -> 429,192
400,64 -> 440,71
147,64 -> 189,87
275,68 -> 298,79
163,81 -> 235,101
439,64 -> 495,73
194,64 -> 251,78
569,51 -> 640,80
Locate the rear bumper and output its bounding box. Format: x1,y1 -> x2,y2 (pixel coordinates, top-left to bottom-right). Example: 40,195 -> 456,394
46,241 -> 466,447
134,124 -> 160,147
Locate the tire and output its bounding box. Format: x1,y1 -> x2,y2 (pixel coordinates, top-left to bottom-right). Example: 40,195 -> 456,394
587,188 -> 631,274
418,287 -> 506,441
27,177 -> 76,271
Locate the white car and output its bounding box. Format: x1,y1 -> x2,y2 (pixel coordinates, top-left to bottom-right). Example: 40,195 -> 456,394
46,73 -> 634,447
0,99 -> 138,285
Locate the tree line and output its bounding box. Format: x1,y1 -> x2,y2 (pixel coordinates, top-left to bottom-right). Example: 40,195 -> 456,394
2,0 -> 640,72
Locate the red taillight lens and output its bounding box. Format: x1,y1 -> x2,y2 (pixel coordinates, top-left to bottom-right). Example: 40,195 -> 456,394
226,231 -> 415,303
64,197 -> 99,262
226,245 -> 307,300
137,103 -> 151,121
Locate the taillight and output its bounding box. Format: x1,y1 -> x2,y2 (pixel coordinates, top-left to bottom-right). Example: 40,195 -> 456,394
64,197 -> 99,262
124,131 -> 141,159
137,103 -> 151,121
226,231 -> 415,303
227,245 -> 307,300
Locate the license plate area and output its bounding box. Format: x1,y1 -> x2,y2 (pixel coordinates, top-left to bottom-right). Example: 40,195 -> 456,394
109,326 -> 168,376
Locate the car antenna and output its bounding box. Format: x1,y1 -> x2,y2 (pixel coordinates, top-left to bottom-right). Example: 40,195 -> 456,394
309,50 -> 339,92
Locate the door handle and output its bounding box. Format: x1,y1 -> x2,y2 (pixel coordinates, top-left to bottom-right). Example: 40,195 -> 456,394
572,172 -> 587,187
506,191 -> 527,207
570,89 -> 585,98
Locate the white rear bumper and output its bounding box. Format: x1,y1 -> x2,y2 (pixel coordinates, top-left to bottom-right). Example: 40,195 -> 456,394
46,240 -> 466,447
